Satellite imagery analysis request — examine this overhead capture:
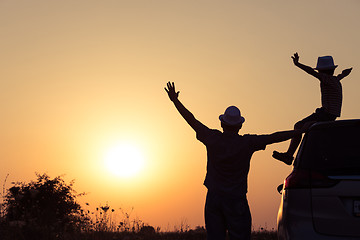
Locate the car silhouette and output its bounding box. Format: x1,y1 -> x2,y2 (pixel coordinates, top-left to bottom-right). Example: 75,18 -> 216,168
277,119 -> 360,240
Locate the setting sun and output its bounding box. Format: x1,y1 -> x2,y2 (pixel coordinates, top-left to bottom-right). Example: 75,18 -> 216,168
104,142 -> 145,178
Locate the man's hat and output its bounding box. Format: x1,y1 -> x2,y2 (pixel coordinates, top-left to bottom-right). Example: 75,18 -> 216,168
315,56 -> 338,70
219,106 -> 245,126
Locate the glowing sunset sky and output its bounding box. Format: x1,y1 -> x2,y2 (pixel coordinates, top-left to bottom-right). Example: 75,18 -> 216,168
1,0 -> 360,230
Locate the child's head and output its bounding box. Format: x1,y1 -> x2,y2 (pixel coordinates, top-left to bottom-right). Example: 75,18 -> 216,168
318,68 -> 335,75
315,56 -> 337,75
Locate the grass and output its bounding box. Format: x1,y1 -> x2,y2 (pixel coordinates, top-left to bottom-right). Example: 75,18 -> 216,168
0,223 -> 277,240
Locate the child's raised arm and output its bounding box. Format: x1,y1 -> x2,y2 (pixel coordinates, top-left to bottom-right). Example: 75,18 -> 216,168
292,52 -> 319,78
337,67 -> 353,80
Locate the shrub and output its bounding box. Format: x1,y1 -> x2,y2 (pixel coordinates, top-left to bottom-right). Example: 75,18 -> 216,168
1,173 -> 90,238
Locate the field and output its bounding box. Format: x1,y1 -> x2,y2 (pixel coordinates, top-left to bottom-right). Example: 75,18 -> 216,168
0,225 -> 277,240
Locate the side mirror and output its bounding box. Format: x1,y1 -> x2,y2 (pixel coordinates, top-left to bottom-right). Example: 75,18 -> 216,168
277,184 -> 284,194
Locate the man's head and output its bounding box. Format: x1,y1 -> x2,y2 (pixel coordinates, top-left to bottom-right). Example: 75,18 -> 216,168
219,106 -> 245,133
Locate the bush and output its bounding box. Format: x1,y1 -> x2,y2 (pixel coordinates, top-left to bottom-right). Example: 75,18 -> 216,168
1,173 -> 90,238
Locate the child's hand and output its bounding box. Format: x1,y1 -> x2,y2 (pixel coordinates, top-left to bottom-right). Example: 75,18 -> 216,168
342,67 -> 353,77
291,52 -> 299,65
165,81 -> 180,102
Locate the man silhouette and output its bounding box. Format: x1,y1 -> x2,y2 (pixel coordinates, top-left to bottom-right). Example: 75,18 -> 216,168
165,81 -> 306,240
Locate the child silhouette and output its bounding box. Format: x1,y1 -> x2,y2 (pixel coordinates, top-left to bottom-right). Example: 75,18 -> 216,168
273,52 -> 352,165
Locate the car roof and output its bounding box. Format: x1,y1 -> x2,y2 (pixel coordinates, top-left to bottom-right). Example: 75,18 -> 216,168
309,119 -> 360,131
294,119 -> 360,173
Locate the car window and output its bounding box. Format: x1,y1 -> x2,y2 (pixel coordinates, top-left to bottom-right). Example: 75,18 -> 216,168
296,125 -> 360,175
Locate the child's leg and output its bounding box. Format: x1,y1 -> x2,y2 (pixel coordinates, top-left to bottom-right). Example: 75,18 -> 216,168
273,111 -> 318,165
285,121 -> 305,157
272,121 -> 303,165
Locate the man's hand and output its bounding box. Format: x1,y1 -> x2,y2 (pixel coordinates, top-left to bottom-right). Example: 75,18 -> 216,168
164,81 -> 202,131
342,67 -> 353,77
165,81 -> 179,102
291,52 -> 299,65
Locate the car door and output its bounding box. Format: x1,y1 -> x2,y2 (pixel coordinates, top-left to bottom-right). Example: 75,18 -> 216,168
304,122 -> 360,237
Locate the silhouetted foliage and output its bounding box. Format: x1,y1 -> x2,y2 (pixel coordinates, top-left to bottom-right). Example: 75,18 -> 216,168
1,173 -> 90,239
0,173 -> 278,240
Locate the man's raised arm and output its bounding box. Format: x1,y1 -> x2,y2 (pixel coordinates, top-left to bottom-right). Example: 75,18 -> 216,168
165,82 -> 204,132
261,121 -> 312,146
262,129 -> 302,145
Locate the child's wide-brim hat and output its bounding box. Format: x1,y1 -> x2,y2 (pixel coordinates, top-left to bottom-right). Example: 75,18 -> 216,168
315,56 -> 338,70
219,106 -> 245,126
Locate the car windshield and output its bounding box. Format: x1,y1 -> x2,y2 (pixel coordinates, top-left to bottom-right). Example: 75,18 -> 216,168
296,124 -> 360,175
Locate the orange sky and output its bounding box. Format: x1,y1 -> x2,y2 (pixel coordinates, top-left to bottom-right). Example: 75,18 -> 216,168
1,0 -> 360,230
